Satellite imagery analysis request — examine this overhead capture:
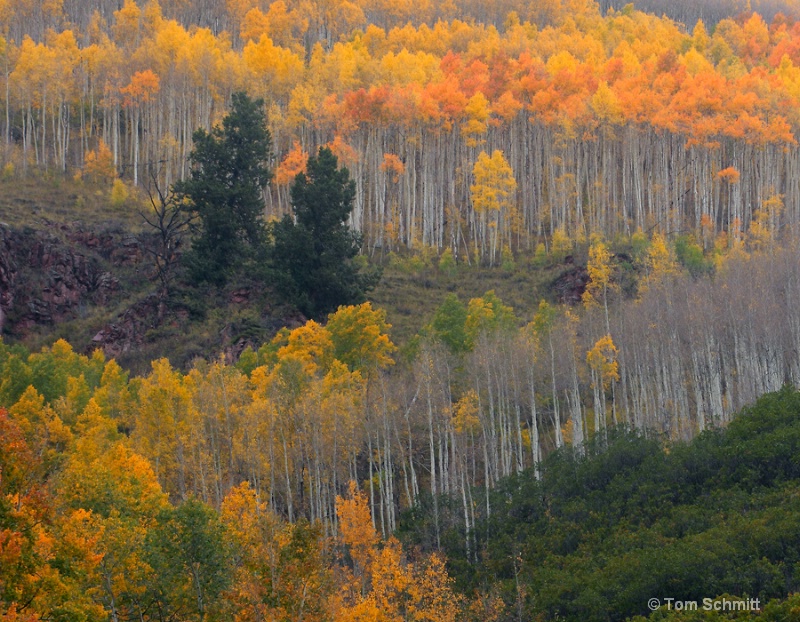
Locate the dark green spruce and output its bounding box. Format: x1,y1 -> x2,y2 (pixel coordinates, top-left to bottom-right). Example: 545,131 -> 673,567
175,92 -> 272,286
270,146 -> 379,319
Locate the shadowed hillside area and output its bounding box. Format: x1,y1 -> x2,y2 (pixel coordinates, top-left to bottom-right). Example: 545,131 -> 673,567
400,385 -> 800,621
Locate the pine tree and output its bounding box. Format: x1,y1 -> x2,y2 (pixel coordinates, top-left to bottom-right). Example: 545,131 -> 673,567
271,146 -> 379,319
175,92 -> 272,286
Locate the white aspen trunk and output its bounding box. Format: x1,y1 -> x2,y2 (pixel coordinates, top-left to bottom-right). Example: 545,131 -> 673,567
527,355 -> 541,477
425,368 -> 440,548
282,433 -> 293,522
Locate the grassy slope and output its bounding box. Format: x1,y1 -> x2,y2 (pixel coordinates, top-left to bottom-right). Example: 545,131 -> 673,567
369,243 -> 645,348
368,253 -> 575,348
2,173 -> 580,369
0,175 -> 144,232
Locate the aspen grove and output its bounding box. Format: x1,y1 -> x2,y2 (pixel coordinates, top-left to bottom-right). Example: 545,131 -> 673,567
1,233 -> 800,546
4,1 -> 800,259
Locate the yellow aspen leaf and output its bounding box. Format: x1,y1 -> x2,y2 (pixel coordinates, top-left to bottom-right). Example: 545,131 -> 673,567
471,150 -> 516,214
551,228 -> 572,258
546,50 -> 578,75
645,231 -> 677,282
582,235 -> 616,309
452,389 -> 480,434
81,139 -> 116,184
277,320 -> 335,377
113,0 -> 142,47
749,193 -> 784,251
327,303 -> 396,373
692,20 -> 710,51
240,6 -> 269,43
408,552 -> 462,622
266,0 -> 308,49
226,0 -> 258,26
462,92 -> 490,146
243,32 -> 304,101
682,47 -> 714,76
464,290 -> 516,345
591,81 -> 623,125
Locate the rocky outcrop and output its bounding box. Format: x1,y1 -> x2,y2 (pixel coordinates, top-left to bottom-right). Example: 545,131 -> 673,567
63,226 -> 144,265
0,219 -> 305,368
552,262 -> 590,305
0,230 -> 14,334
0,221 -> 145,335
90,294 -> 161,359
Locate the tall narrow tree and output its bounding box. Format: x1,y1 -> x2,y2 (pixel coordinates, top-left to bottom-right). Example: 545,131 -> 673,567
271,146 -> 379,319
175,92 -> 272,286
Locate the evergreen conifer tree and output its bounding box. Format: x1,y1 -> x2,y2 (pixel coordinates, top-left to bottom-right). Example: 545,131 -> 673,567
175,92 -> 272,285
271,147 -> 379,319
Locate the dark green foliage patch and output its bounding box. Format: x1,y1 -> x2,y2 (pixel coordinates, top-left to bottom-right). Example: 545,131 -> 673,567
400,387 -> 800,621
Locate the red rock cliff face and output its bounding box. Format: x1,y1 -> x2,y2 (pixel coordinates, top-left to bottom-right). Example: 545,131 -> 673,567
0,221 -> 146,340
0,221 -> 287,368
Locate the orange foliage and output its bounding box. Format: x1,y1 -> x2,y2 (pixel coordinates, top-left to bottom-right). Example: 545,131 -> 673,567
120,69 -> 160,108
326,135 -> 359,166
81,140 -> 117,184
333,481 -> 462,622
491,90 -> 522,122
380,153 -> 405,182
9,0 -> 800,170
275,141 -> 309,186
717,166 -> 741,184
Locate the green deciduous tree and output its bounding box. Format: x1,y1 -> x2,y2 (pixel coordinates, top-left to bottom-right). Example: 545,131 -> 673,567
145,498 -> 232,622
271,146 -> 379,319
464,290 -> 517,348
430,293 -> 469,354
326,302 -> 396,373
175,92 -> 272,286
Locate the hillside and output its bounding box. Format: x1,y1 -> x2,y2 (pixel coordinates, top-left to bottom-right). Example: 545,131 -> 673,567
0,170 -> 578,369
4,324 -> 800,620
400,385 -> 800,621
5,1 -> 800,621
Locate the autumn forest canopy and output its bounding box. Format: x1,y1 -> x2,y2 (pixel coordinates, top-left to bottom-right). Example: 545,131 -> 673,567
6,0 -> 800,257
8,0 -> 800,621
6,306 -> 800,621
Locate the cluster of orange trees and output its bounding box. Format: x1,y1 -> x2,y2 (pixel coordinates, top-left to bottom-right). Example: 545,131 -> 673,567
4,1 -> 800,259
1,407 -> 467,622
